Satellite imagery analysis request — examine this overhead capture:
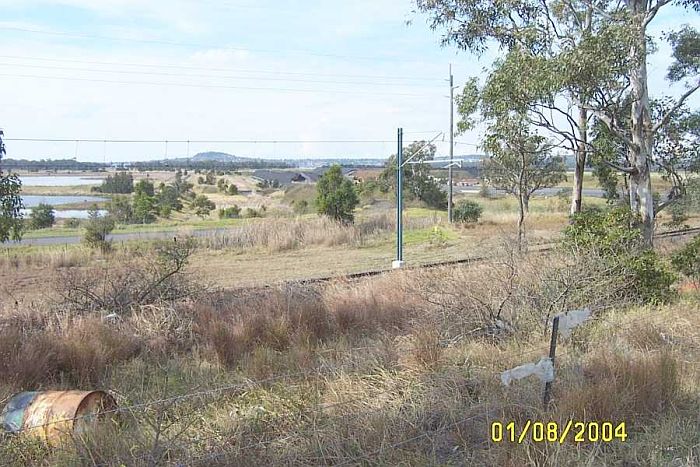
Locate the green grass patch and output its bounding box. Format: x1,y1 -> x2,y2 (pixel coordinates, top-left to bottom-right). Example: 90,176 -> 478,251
403,226 -> 458,246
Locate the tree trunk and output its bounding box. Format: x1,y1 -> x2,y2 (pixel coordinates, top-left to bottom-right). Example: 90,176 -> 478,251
517,193 -> 526,252
570,106 -> 588,215
627,0 -> 655,247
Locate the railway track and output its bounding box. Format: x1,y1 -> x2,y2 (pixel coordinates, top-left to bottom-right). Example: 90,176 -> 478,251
253,226 -> 700,289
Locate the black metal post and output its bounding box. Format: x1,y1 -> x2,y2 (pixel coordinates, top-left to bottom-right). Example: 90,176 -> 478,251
543,315 -> 559,409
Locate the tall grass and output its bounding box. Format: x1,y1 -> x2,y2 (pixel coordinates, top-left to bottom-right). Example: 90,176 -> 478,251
199,214 -> 434,252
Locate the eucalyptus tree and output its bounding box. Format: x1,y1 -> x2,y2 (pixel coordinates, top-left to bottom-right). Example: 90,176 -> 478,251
0,129 -> 23,242
481,114 -> 566,250
417,0 -> 700,246
416,0 -> 624,216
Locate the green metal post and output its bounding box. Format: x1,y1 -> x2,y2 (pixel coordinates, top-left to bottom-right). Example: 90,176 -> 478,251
397,128 -> 403,263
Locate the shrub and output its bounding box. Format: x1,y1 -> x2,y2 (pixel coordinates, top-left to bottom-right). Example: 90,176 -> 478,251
453,199 -> 483,224
134,179 -> 155,197
316,165 -> 359,223
671,235 -> 700,286
478,183 -> 493,199
227,184 -> 239,195
243,207 -> 263,218
108,195 -> 133,223
292,199 -> 309,215
664,202 -> 690,229
28,203 -> 55,229
83,207 -> 115,252
219,206 -> 241,219
58,238 -> 198,313
217,178 -> 227,192
191,195 -> 216,218
65,218 -> 81,229
564,208 -> 676,305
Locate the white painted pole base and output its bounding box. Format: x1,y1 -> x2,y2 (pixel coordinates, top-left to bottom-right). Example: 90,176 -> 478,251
392,260 -> 405,269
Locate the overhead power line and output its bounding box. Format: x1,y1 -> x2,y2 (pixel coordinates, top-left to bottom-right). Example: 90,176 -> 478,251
6,137 -> 473,146
0,54 -> 442,82
0,61 -> 442,88
5,138 -> 394,144
0,26 -> 435,63
0,73 -> 438,97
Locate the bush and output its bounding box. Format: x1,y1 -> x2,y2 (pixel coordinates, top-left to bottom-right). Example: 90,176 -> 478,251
83,207 -> 115,252
292,199 -> 310,215
218,206 -> 241,219
227,184 -> 239,195
243,207 -> 263,218
478,183 -> 493,199
664,202 -> 690,229
671,235 -> 700,286
65,218 -> 81,229
191,195 -> 216,218
28,203 -> 55,229
453,199 -> 482,224
107,195 -> 133,223
564,208 -> 676,305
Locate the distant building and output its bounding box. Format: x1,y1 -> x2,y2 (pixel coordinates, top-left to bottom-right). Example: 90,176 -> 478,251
252,167 -> 356,187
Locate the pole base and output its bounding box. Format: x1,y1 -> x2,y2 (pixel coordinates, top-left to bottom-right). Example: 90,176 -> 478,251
392,260 -> 405,269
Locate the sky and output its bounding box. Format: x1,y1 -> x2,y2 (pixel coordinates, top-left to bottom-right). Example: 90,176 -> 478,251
0,0 -> 698,162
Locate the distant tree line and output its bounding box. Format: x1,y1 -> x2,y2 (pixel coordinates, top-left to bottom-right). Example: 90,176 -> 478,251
2,158 -> 108,172
130,159 -> 292,171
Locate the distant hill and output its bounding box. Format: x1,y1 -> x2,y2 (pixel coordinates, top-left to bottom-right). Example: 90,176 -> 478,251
190,152 -> 248,163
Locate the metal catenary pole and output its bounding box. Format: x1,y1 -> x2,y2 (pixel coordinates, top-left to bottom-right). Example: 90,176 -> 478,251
543,315 -> 560,409
448,64 -> 454,223
396,128 -> 404,266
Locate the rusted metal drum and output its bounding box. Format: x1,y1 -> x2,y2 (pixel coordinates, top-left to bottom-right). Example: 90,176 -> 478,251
1,390 -> 117,442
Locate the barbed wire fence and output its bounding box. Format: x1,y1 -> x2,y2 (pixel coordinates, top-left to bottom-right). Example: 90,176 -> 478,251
2,290 -> 693,465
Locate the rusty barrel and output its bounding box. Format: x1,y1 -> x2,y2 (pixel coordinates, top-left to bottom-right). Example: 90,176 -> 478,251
1,390 -> 117,442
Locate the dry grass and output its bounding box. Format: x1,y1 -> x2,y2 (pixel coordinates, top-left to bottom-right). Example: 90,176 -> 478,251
557,350 -> 680,422
0,246 -> 698,466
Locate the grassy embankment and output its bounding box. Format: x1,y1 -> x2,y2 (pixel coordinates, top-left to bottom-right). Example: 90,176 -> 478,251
0,237 -> 697,466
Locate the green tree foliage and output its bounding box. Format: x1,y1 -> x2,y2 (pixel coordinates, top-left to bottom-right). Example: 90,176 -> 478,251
482,114 -> 566,248
157,185 -> 184,213
257,179 -> 280,189
198,171 -> 217,185
453,199 -> 483,224
243,207 -> 263,218
218,206 -> 241,219
28,203 -> 55,229
564,208 -> 676,304
133,192 -> 157,224
292,199 -> 310,215
671,234 -> 700,286
173,170 -> 193,197
417,0 -> 700,246
83,206 -> 115,252
227,184 -> 239,195
217,178 -> 227,192
108,195 -> 134,223
97,171 -> 133,194
134,179 -> 155,197
380,141 -> 447,209
315,164 -> 359,223
0,130 -> 23,242
192,194 -> 216,218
